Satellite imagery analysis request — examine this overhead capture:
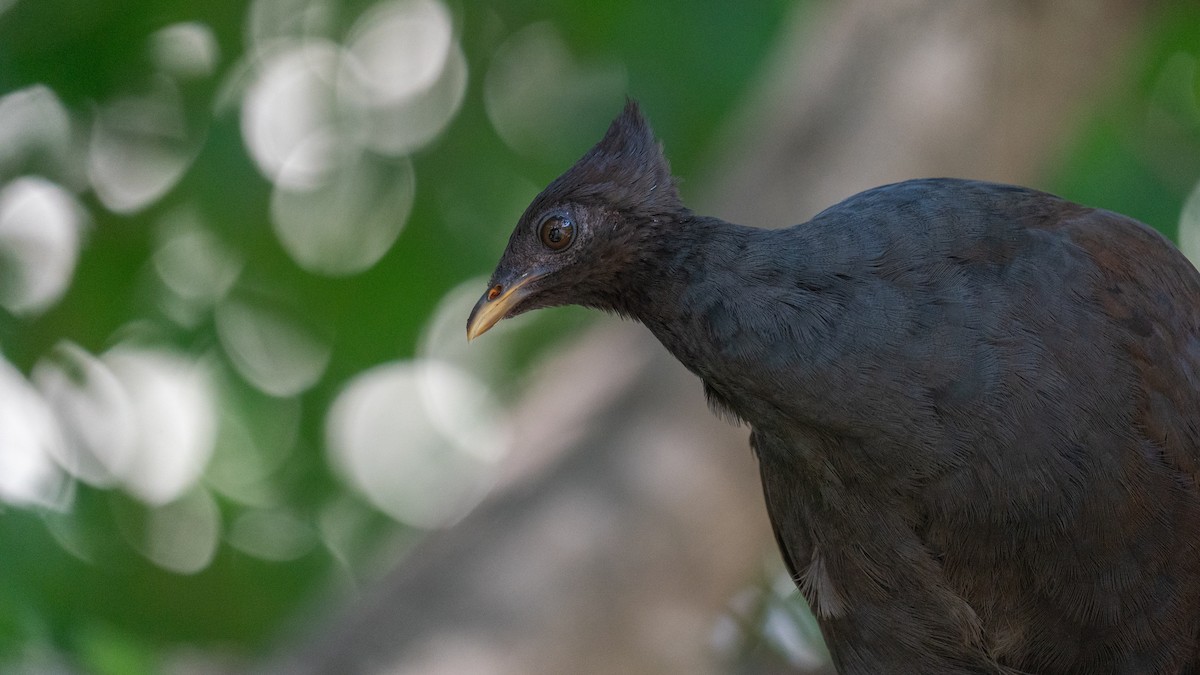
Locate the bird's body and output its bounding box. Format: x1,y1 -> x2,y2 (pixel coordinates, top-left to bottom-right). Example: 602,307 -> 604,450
468,103 -> 1200,673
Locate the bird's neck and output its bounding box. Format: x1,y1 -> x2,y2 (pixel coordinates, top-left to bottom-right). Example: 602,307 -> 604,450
612,215 -> 853,430
612,215 -> 761,372
603,214 -> 717,310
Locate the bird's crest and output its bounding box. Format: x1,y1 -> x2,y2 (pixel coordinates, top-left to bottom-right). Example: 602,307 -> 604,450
530,99 -> 683,219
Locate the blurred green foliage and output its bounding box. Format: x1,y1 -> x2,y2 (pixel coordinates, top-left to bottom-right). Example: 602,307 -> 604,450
0,0 -> 795,671
1052,2 -> 1200,236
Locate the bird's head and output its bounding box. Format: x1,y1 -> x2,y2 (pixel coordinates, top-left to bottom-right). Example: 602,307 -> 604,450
467,99 -> 685,340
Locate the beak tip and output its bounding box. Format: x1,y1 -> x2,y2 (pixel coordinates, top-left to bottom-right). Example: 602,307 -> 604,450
466,274 -> 536,344
465,301 -> 493,342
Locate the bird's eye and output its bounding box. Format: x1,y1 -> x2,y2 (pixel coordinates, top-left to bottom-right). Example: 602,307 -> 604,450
539,216 -> 574,251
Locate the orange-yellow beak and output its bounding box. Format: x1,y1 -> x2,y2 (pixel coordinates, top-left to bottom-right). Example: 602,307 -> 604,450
466,274 -> 538,341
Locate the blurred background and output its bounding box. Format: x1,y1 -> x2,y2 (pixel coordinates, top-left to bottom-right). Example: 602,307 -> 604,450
0,0 -> 1198,673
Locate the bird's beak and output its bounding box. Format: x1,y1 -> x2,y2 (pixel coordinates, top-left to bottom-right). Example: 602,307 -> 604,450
466,273 -> 538,341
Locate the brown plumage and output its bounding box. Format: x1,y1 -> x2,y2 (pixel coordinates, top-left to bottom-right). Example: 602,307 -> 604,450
467,101 -> 1200,673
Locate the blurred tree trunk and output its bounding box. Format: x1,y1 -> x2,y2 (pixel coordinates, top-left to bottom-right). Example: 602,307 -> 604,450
261,1 -> 1155,673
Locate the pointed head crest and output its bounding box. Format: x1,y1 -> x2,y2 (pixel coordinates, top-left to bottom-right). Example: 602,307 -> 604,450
531,99 -> 683,219
468,101 -> 690,340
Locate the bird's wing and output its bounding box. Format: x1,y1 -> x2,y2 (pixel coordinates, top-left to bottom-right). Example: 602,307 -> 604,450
1019,206 -> 1200,670
753,429 -> 1022,673
755,446 -> 806,587
1059,207 -> 1200,472
752,430 -> 843,621
921,201 -> 1200,671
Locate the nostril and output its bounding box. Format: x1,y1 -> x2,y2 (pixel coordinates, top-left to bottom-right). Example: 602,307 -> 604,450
487,284 -> 503,301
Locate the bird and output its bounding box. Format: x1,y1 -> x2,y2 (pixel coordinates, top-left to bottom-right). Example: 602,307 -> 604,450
466,100 -> 1200,674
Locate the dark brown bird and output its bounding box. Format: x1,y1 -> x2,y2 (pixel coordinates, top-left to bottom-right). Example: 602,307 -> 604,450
466,101 -> 1200,674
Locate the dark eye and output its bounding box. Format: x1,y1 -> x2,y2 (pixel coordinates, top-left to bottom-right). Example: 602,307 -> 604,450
539,216 -> 574,251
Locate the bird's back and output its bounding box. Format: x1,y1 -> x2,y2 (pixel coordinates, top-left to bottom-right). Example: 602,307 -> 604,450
695,179 -> 1200,673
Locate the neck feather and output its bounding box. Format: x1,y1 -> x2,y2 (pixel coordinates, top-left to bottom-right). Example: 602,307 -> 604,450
606,216 -> 754,332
